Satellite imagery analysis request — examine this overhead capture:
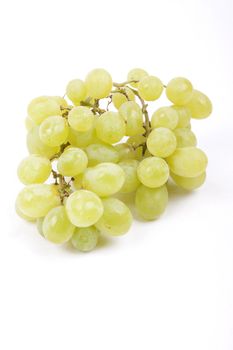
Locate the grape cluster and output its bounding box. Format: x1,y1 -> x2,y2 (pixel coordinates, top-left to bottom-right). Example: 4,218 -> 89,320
16,68 -> 212,252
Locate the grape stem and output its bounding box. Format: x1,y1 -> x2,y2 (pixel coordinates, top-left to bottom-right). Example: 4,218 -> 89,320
113,80 -> 138,88
80,98 -> 105,115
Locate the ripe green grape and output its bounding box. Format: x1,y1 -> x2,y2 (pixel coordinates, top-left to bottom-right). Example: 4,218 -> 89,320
52,96 -> 68,108
95,198 -> 132,236
17,155 -> 51,185
85,143 -> 119,166
27,96 -> 61,125
127,68 -> 148,87
82,162 -> 125,197
119,159 -> 140,193
66,79 -> 87,104
25,116 -> 36,131
166,77 -> 193,105
114,143 -> 136,161
147,127 -> 177,158
57,147 -> 88,177
68,126 -> 98,148
42,206 -> 75,244
171,106 -> 191,128
127,134 -> 146,148
39,116 -> 69,147
65,190 -> 103,227
15,201 -> 36,222
185,90 -> 212,119
16,184 -> 60,218
137,157 -> 169,188
166,147 -> 208,177
138,75 -> 163,101
27,126 -> 60,159
135,184 -> 168,220
72,173 -> 83,190
112,87 -> 135,109
68,106 -> 94,132
95,111 -> 125,144
174,128 -> 197,148
171,171 -> 206,190
85,68 -> 112,99
151,106 -> 179,130
119,101 -> 144,136
71,226 -> 99,252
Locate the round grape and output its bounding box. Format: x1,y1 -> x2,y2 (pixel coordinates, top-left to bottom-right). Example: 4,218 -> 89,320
166,77 -> 193,105
137,157 -> 169,188
185,90 -> 212,119
138,75 -> 163,101
151,106 -> 179,130
95,111 -> 125,144
71,226 -> 99,252
66,79 -> 87,104
147,127 -> 177,158
171,171 -> 206,191
85,68 -> 112,99
68,106 -> 94,132
119,101 -> 143,136
57,147 -> 88,177
17,155 -> 51,185
39,116 -> 69,147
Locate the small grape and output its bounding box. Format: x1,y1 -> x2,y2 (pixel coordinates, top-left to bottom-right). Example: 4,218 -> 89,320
115,143 -> 136,161
151,106 -> 179,130
85,68 -> 112,99
171,106 -> 191,128
119,101 -> 144,136
112,87 -> 135,109
119,159 -> 140,193
39,116 -> 69,147
71,226 -> 99,252
68,126 -> 98,148
27,96 -> 61,125
166,77 -> 193,105
185,90 -> 212,119
95,111 -> 125,144
52,96 -> 68,108
17,155 -> 51,185
57,147 -> 88,177
27,126 -> 59,159
15,201 -> 36,222
171,171 -> 206,190
137,157 -> 169,188
174,128 -> 197,148
138,75 -> 163,101
66,79 -> 87,104
85,143 -> 119,166
68,106 -> 94,132
127,68 -> 148,87
147,127 -> 177,158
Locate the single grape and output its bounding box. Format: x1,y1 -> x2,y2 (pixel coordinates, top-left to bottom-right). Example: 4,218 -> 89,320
85,68 -> 112,99
135,184 -> 168,220
174,128 -> 197,148
65,190 -> 103,227
171,171 -> 206,190
166,77 -> 193,105
171,106 -> 191,128
27,126 -> 60,159
25,116 -> 36,131
71,226 -> 100,252
68,126 -> 99,148
39,116 -> 69,147
85,143 -> 119,166
114,143 -> 136,161
138,75 -> 163,101
119,101 -> 144,136
15,201 -> 36,222
52,96 -> 68,108
57,147 -> 88,177
66,79 -> 87,104
185,90 -> 212,119
151,106 -> 179,130
68,106 -> 94,132
146,127 -> 177,158
36,217 -> 44,236
95,198 -> 132,236
127,134 -> 146,148
27,96 -> 61,125
127,68 -> 148,87
118,159 -> 140,193
137,157 -> 169,188
95,111 -> 125,144
17,155 -> 51,185
82,162 -> 125,197
112,87 -> 135,109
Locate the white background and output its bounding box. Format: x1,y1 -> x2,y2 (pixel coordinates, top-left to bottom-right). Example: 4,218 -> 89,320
0,0 -> 233,349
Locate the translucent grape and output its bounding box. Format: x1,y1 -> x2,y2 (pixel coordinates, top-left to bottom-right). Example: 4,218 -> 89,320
171,106 -> 191,128
166,147 -> 208,177
85,68 -> 112,99
39,116 -> 69,147
135,184 -> 168,220
119,159 -> 140,193
95,198 -> 132,236
68,106 -> 94,132
114,143 -> 136,161
112,87 -> 135,109
82,162 -> 125,197
15,201 -> 36,222
17,155 -> 51,185
71,226 -> 99,252
85,143 -> 119,166
25,116 -> 36,131
72,173 -> 83,190
127,68 -> 148,87
27,96 -> 61,125
65,190 -> 103,227
27,126 -> 59,159
166,77 -> 193,105
137,157 -> 169,188
95,111 -> 125,144
66,79 -> 87,104
174,128 -> 197,148
68,126 -> 98,148
185,90 -> 212,119
151,106 -> 179,130
127,134 -> 146,148
119,101 -> 144,136
57,147 -> 88,177
146,127 -> 177,158
52,96 -> 68,108
171,171 -> 206,190
138,75 -> 163,101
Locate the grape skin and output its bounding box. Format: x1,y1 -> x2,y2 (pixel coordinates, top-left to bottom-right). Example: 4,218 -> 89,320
57,147 -> 88,177
118,159 -> 140,193
112,87 -> 135,109
39,116 -> 69,147
27,96 -> 62,125
119,101 -> 144,136
127,68 -> 148,87
147,127 -> 177,158
66,79 -> 87,104
95,111 -> 125,144
68,106 -> 94,132
174,128 -> 197,148
85,68 -> 112,99
85,143 -> 119,166
151,107 -> 179,130
185,90 -> 212,119
170,171 -> 206,190
137,157 -> 169,188
138,76 -> 163,101
17,155 -> 51,185
27,126 -> 59,159
71,226 -> 99,252
166,78 -> 193,106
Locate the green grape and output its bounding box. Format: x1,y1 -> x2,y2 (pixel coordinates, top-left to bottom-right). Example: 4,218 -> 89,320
127,68 -> 148,87
71,226 -> 99,252
171,171 -> 206,191
135,184 -> 168,220
137,157 -> 169,188
119,159 -> 140,193
166,77 -> 193,105
15,201 -> 36,222
95,111 -> 125,144
27,126 -> 59,159
16,184 -> 60,218
25,116 -> 36,131
166,147 -> 208,177
52,96 -> 68,108
85,68 -> 112,99
66,79 -> 87,104
68,106 -> 94,132
68,126 -> 98,148
127,134 -> 146,148
82,162 -> 125,197
112,87 -> 135,109
85,143 -> 119,166
27,96 -> 61,125
174,128 -> 197,148
57,147 -> 88,177
118,101 -> 144,136
185,90 -> 212,119
114,143 -> 136,161
36,217 -> 44,236
42,206 -> 75,244
39,116 -> 69,147
72,173 -> 83,190
171,106 -> 191,128
65,190 -> 103,227
151,106 -> 179,130
95,198 -> 132,236
17,155 -> 51,185
146,127 -> 177,158
138,75 -> 163,101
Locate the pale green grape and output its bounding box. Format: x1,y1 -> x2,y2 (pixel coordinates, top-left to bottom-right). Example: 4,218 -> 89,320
27,96 -> 61,125
127,68 -> 148,87
85,68 -> 112,99
114,143 -> 136,161
71,226 -> 99,252
85,143 -> 119,166
72,173 -> 83,190
146,127 -> 177,158
83,162 -> 125,197
42,206 -> 75,244
119,101 -> 144,136
166,77 -> 193,105
137,157 -> 169,188
25,116 -> 36,131
174,128 -> 197,148
15,201 -> 36,222
36,217 -> 44,236
127,134 -> 146,148
151,106 -> 179,130
57,147 -> 88,177
138,75 -> 163,101
16,184 -> 60,218
185,90 -> 212,119
95,111 -> 125,144
68,106 -> 94,132
68,126 -> 98,148
119,159 -> 140,193
39,116 -> 69,147
171,171 -> 206,190
65,190 -> 103,227
171,106 -> 191,128
52,96 -> 68,108
166,147 -> 208,177
17,155 -> 51,185
112,87 -> 135,109
95,198 -> 132,236
135,184 -> 168,220
27,126 -> 60,159
66,79 -> 87,104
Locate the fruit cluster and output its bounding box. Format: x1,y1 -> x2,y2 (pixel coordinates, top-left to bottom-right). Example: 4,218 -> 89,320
16,68 -> 212,252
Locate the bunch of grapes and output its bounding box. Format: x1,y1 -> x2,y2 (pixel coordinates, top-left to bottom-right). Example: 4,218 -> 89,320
16,68 -> 212,252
